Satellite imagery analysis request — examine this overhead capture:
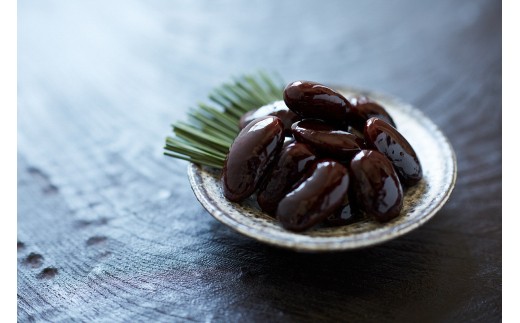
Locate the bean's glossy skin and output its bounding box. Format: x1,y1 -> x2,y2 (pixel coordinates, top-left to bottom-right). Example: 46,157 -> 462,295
291,119 -> 364,160
348,96 -> 396,132
276,159 -> 350,232
364,117 -> 422,186
257,142 -> 316,215
239,100 -> 300,136
350,150 -> 403,222
325,182 -> 363,226
283,81 -> 352,124
222,116 -> 284,202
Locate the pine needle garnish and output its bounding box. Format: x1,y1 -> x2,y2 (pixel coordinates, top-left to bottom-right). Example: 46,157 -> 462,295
164,71 -> 284,168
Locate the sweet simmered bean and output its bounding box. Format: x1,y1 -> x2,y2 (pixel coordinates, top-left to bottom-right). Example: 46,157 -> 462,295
283,81 -> 352,125
257,142 -> 316,215
348,96 -> 396,132
221,81 -> 423,232
239,100 -> 300,136
350,150 -> 403,222
364,117 -> 422,186
222,116 -> 284,202
291,119 -> 364,160
276,160 -> 350,232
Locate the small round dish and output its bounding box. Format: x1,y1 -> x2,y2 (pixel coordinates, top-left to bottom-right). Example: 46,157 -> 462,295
187,87 -> 457,252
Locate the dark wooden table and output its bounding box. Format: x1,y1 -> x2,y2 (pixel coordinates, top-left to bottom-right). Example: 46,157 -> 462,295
18,0 -> 501,321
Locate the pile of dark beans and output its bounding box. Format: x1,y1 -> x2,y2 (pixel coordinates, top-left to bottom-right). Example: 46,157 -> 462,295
221,81 -> 422,232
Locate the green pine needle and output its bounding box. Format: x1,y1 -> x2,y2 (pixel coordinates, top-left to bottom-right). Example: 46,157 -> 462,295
164,71 -> 284,168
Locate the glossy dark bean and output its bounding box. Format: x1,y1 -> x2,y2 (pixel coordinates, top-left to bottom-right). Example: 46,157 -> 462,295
350,150 -> 403,222
276,159 -> 350,232
283,81 -> 352,125
239,100 -> 300,135
291,119 -> 364,160
364,117 -> 422,186
222,116 -> 284,202
347,96 -> 396,132
325,182 -> 364,226
257,142 -> 316,215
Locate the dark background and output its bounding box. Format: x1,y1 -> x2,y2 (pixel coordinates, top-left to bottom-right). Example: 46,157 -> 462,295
18,0 -> 501,321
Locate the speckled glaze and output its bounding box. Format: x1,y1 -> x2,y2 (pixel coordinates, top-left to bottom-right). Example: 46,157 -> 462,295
187,87 -> 457,252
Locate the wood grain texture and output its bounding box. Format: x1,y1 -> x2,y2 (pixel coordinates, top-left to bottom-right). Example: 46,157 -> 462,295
18,0 -> 501,322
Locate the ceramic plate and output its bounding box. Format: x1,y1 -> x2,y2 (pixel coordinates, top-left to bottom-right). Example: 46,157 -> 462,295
187,87 -> 457,252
